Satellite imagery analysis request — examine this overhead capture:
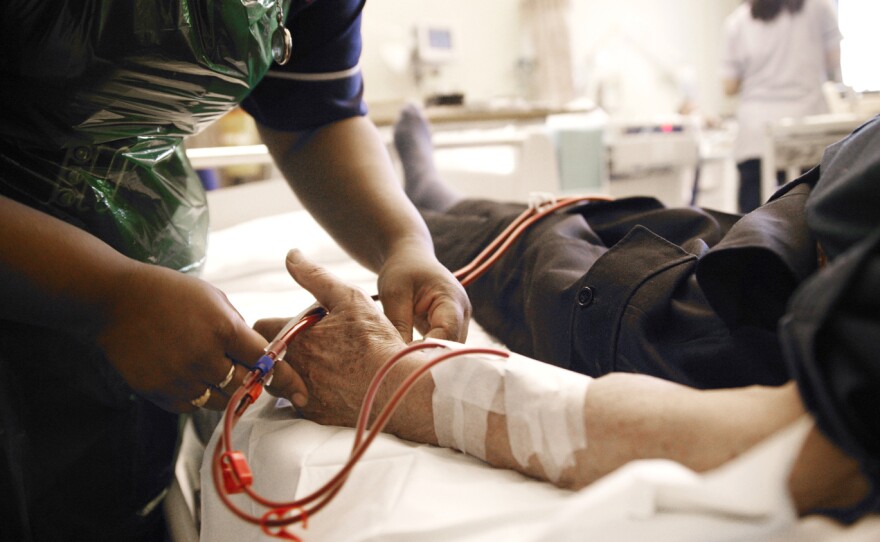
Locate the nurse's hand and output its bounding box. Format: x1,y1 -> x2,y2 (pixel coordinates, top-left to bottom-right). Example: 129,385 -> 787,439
376,243 -> 470,343
95,264 -> 275,413
255,250 -> 416,429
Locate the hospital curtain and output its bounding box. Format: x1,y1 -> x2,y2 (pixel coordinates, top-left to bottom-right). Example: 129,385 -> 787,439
520,0 -> 576,105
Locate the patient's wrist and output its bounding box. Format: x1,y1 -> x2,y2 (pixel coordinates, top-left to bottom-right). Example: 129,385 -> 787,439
377,350 -> 438,445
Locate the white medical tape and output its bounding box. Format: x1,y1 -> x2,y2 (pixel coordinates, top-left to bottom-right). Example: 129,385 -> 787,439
428,340 -> 590,483
503,354 -> 589,482
431,353 -> 505,461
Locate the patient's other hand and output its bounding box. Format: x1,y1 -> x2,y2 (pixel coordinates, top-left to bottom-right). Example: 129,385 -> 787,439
255,250 -> 407,428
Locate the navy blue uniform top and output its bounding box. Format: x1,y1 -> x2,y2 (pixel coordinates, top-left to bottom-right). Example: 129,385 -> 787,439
242,0 -> 368,131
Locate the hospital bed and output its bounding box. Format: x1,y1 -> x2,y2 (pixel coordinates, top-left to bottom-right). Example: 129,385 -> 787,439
760,113 -> 866,203
170,134 -> 879,542
186,110 -> 580,206
188,107 -> 710,211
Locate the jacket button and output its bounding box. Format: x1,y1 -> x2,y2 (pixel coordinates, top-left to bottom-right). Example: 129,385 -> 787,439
577,286 -> 594,307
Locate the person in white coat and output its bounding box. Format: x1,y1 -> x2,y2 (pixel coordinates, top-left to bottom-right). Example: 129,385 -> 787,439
721,0 -> 842,212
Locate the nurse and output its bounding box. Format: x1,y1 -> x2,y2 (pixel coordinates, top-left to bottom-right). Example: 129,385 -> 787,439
721,0 -> 842,212
0,1 -> 468,540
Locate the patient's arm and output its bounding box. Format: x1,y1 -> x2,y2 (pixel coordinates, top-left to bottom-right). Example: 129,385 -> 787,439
262,250 -> 869,515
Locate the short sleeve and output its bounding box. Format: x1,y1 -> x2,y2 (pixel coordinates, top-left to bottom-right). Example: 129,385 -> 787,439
241,0 -> 368,131
720,10 -> 744,82
816,0 -> 843,51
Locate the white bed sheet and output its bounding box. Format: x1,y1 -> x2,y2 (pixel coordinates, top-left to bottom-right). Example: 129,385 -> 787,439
199,207 -> 879,542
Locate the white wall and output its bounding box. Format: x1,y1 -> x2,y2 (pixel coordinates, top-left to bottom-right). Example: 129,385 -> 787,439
569,0 -> 741,118
360,0 -> 741,117
360,0 -> 523,105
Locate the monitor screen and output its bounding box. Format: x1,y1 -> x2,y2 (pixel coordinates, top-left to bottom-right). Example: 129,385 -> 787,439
429,28 -> 452,50
416,23 -> 455,64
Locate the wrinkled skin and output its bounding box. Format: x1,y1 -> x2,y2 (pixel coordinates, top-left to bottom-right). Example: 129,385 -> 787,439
256,250 -> 411,427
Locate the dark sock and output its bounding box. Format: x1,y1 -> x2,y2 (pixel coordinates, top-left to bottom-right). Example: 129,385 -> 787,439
393,103 -> 461,212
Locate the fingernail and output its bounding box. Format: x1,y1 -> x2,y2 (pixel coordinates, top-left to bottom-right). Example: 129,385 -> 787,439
286,249 -> 302,265
292,392 -> 308,407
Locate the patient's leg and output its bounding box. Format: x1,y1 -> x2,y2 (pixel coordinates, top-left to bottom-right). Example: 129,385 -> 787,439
394,103 -> 461,212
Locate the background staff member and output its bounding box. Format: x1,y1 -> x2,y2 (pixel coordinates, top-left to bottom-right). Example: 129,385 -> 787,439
721,0 -> 842,212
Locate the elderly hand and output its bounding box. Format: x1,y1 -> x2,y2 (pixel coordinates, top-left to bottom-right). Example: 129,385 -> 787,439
96,263 -> 274,413
255,249 -> 419,428
376,243 -> 471,343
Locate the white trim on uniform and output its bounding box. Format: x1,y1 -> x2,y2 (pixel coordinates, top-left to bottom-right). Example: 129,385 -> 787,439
265,63 -> 360,82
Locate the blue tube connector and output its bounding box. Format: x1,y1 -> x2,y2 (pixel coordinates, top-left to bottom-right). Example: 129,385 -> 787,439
254,354 -> 275,375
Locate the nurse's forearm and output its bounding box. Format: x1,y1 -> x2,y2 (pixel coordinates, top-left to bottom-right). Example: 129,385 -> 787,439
0,195 -> 135,337
258,117 -> 433,273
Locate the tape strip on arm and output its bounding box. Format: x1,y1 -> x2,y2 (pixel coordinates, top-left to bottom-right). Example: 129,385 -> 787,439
429,341 -> 590,484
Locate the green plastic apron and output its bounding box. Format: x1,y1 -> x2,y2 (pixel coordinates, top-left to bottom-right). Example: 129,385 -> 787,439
0,0 -> 285,272
0,2 -> 286,539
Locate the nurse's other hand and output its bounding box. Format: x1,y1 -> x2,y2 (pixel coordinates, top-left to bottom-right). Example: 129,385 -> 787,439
96,263 -> 268,413
264,250 -> 408,428
376,243 -> 470,343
